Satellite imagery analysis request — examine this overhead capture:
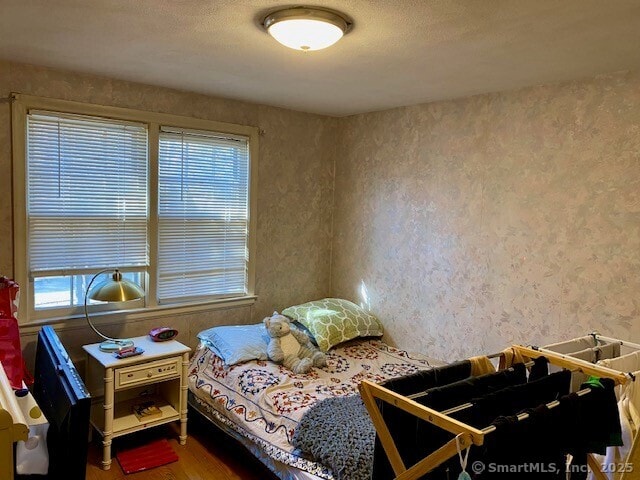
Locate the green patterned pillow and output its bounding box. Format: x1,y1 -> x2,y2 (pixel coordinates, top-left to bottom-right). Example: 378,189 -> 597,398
282,298 -> 383,352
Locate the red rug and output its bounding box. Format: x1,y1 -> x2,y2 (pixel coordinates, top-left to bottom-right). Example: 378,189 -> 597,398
116,438 -> 179,474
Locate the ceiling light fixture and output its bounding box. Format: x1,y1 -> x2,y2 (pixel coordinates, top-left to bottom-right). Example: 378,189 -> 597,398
262,7 -> 351,51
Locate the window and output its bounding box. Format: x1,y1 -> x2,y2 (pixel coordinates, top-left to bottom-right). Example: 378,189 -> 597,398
27,112 -> 148,311
13,95 -> 257,323
158,128 -> 249,303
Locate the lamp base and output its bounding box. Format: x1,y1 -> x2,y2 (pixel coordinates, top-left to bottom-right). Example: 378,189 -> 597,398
99,339 -> 134,352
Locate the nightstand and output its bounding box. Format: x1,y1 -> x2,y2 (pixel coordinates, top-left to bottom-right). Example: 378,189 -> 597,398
83,336 -> 191,470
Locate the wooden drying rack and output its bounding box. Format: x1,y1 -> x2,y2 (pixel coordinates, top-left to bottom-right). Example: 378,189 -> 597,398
359,344 -> 628,480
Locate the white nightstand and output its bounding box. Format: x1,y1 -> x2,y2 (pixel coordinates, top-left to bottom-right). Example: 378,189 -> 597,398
83,336 -> 191,470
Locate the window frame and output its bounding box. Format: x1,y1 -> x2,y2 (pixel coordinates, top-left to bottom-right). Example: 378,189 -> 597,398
12,93 -> 258,325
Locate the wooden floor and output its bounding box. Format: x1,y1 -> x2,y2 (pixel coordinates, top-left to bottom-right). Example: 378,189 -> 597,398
85,417 -> 278,480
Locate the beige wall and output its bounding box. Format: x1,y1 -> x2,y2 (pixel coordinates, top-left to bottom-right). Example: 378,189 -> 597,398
3,60 -> 639,367
331,71 -> 640,362
0,61 -> 335,364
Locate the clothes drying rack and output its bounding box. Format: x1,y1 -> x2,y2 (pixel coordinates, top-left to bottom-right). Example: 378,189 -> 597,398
359,344 -> 628,480
536,333 -> 640,480
590,332 -> 640,352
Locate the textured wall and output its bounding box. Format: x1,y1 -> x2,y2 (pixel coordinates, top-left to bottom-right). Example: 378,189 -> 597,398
4,60 -> 639,367
331,71 -> 640,362
0,61 -> 335,362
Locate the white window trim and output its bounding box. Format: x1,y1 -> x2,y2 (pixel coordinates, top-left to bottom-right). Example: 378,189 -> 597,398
12,93 -> 259,325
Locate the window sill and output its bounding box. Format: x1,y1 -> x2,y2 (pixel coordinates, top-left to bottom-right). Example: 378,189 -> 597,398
18,295 -> 258,335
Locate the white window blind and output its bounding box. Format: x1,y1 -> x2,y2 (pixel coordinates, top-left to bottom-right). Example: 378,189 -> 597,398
158,127 -> 249,302
26,111 -> 149,276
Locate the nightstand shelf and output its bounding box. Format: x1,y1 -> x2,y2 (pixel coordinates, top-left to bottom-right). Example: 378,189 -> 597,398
89,394 -> 180,438
83,336 -> 191,470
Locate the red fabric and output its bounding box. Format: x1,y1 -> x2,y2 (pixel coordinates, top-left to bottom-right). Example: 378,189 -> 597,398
116,439 -> 178,474
0,276 -> 19,319
0,317 -> 28,389
0,277 -> 27,389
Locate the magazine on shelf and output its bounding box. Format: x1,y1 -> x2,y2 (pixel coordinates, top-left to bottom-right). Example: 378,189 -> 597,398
132,400 -> 162,421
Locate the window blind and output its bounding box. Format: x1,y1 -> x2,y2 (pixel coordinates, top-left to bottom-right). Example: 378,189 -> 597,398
158,127 -> 249,302
26,111 -> 149,275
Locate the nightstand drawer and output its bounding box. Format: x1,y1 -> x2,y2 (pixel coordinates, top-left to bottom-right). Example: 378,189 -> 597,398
115,357 -> 181,390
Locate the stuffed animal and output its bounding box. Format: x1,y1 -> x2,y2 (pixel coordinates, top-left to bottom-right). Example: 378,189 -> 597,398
263,312 -> 327,374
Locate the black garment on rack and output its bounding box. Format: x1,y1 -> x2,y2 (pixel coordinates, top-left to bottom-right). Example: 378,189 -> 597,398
563,377 -> 623,480
439,370 -> 572,480
577,378 -> 622,453
465,369 -> 571,424
371,363 -> 536,480
372,361 -> 474,480
379,360 -> 473,396
477,404 -> 566,479
414,363 -> 528,410
472,375 -> 621,480
529,355 -> 550,382
560,392 -> 589,480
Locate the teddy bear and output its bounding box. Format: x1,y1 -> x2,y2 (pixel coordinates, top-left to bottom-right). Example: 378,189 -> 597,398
263,312 -> 327,374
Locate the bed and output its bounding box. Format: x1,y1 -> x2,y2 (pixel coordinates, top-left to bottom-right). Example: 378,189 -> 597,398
188,336 -> 440,480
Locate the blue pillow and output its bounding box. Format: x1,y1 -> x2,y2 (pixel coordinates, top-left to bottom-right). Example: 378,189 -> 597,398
197,323 -> 270,366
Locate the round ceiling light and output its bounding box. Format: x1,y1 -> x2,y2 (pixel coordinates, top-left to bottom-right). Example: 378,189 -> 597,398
262,7 -> 351,51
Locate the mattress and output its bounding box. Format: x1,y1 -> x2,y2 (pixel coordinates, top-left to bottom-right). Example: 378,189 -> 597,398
189,393 -> 324,480
188,337 -> 439,479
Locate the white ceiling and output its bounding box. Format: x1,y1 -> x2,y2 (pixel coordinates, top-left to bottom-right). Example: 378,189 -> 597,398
1,0 -> 640,116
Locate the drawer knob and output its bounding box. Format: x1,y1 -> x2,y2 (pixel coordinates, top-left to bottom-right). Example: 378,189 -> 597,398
147,371 -> 153,378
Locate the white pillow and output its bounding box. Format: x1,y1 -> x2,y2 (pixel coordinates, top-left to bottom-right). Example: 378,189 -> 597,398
197,323 -> 270,366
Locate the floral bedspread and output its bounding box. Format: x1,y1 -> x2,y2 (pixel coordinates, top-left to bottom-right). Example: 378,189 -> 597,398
188,338 -> 437,478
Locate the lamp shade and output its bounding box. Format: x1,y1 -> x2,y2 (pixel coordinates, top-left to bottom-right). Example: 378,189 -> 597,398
88,270 -> 144,303
263,7 -> 350,51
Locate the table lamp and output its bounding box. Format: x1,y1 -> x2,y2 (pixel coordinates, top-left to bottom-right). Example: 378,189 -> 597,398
84,268 -> 144,352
